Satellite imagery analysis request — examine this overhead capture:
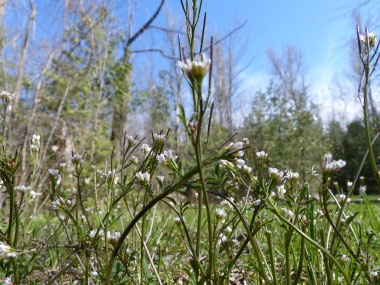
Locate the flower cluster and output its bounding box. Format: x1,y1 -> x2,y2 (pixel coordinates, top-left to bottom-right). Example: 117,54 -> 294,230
89,230 -> 120,243
268,167 -> 283,182
0,242 -> 17,258
256,151 -> 268,160
225,141 -> 244,157
322,154 -> 346,174
359,31 -> 376,48
336,193 -> 351,203
51,197 -> 66,209
126,134 -> 137,147
48,169 -> 61,185
30,134 -> 40,151
284,170 -> 299,181
141,144 -> 152,154
103,170 -> 118,184
282,207 -> 294,218
153,133 -> 166,144
157,150 -> 178,171
215,208 -> 227,219
72,153 -> 84,165
0,91 -> 13,102
135,172 -> 150,185
178,52 -> 211,82
15,185 -> 32,192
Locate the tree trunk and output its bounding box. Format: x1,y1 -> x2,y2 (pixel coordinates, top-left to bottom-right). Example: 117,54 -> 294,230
110,51 -> 131,160
13,0 -> 36,108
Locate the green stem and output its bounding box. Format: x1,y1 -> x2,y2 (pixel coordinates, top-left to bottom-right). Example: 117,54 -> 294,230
194,82 -> 215,283
363,64 -> 380,188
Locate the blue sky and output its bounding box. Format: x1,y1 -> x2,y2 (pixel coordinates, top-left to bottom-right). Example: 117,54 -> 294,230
5,0 -> 376,124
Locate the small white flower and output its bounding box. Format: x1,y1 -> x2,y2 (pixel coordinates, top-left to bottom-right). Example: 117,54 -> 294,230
243,165 -> 252,173
277,185 -> 286,197
0,91 -> 14,101
347,181 -> 353,188
30,134 -> 40,151
110,231 -> 121,242
174,217 -> 181,225
126,135 -> 137,146
178,52 -> 211,81
269,167 -> 283,181
219,159 -> 233,168
252,199 -> 261,207
6,252 -> 17,258
369,271 -> 378,278
322,154 -> 346,173
131,155 -> 139,164
51,197 -> 65,209
135,172 -> 150,184
215,208 -> 227,219
316,208 -> 324,216
51,145 -> 59,152
0,242 -> 11,254
157,176 -> 165,183
15,185 -> 31,192
72,154 -> 84,165
218,235 -> 228,245
256,151 -> 268,160
341,255 -> 350,262
2,277 -> 12,284
282,207 -> 294,218
360,185 -> 367,194
153,133 -> 166,143
225,226 -> 232,234
90,271 -> 99,277
360,32 -> 376,47
285,170 -> 299,181
234,159 -> 246,169
225,142 -> 244,156
141,144 -> 151,154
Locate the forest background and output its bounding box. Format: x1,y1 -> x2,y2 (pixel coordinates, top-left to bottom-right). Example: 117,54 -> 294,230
0,0 -> 379,197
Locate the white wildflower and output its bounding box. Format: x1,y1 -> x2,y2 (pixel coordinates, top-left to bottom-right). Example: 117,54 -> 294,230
243,165 -> 252,173
131,155 -> 139,164
135,172 -> 150,184
215,208 -> 227,219
256,151 -> 268,160
51,145 -> 59,152
157,176 -> 165,183
126,135 -> 137,146
285,170 -> 299,181
0,91 -> 13,101
174,217 -> 181,225
141,144 -> 151,154
15,185 -> 31,192
219,159 -> 233,168
153,133 -> 166,143
252,199 -> 261,207
322,153 -> 346,173
277,185 -> 286,197
72,154 -> 84,165
282,207 -> 294,218
51,197 -> 65,209
178,52 -> 211,81
269,167 -> 283,181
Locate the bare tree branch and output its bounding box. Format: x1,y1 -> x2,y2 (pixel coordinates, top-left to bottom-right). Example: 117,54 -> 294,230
126,0 -> 165,48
